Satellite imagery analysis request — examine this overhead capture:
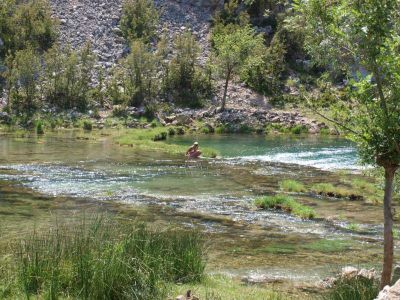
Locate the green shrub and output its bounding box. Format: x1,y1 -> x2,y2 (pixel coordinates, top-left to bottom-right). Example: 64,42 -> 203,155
240,33 -> 286,96
34,120 -> 44,134
168,128 -> 176,136
42,44 -> 96,111
112,105 -> 128,118
14,216 -> 206,299
0,0 -> 57,58
290,125 -> 308,134
255,195 -> 315,219
165,32 -> 213,108
5,47 -> 41,114
108,40 -> 157,107
323,277 -> 379,300
279,180 -> 306,192
83,120 -> 93,131
320,128 -> 331,135
120,0 -> 158,43
238,124 -> 253,133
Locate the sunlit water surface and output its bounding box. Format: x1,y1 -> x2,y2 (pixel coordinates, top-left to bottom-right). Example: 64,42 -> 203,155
0,132 -> 392,287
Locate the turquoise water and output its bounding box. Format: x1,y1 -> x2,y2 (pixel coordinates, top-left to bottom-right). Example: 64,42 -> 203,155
167,134 -> 359,170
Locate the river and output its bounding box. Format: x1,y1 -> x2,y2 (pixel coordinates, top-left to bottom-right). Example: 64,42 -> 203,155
0,131 -> 393,289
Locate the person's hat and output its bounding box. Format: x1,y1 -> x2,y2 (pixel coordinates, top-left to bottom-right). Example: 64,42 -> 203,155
194,142 -> 199,145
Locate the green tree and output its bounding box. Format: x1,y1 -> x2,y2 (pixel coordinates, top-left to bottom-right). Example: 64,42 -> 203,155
0,0 -> 56,58
292,0 -> 400,287
120,0 -> 159,43
5,47 -> 41,113
240,32 -> 286,95
166,32 -> 212,108
212,25 -> 265,110
108,40 -> 157,107
42,44 -> 96,111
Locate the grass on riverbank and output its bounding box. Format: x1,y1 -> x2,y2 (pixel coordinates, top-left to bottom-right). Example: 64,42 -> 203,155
168,275 -> 287,300
0,215 -> 206,299
116,127 -> 219,158
279,179 -> 306,193
255,195 -> 316,219
278,178 -> 383,204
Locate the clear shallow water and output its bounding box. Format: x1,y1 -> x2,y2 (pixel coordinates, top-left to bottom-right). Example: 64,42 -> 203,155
0,131 -> 388,285
167,134 -> 359,170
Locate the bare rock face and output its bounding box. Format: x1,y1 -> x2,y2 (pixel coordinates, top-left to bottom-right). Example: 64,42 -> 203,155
375,279 -> 400,300
49,0 -> 125,70
49,0 -> 217,70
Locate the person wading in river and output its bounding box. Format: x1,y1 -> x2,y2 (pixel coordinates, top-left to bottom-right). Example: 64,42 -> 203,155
186,142 -> 202,159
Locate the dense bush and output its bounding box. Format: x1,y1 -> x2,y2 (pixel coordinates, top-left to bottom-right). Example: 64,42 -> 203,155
120,0 -> 159,43
240,33 -> 286,95
4,47 -> 41,113
0,0 -> 57,58
108,40 -> 158,107
165,32 -> 212,108
42,44 -> 96,111
13,216 -> 206,299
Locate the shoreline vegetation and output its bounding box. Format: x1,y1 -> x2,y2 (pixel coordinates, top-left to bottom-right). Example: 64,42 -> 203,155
0,113 -> 339,159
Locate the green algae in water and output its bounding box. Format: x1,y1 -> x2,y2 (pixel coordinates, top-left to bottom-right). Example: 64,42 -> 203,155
302,239 -> 352,253
259,243 -> 297,255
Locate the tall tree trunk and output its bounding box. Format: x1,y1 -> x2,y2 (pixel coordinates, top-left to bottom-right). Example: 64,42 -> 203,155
221,70 -> 231,111
380,165 -> 398,288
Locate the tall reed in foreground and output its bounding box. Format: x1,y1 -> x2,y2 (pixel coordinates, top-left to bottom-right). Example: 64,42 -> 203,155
14,215 -> 206,299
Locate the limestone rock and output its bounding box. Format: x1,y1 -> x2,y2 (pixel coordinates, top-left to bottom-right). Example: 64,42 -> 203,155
392,265 -> 400,284
375,279 -> 400,300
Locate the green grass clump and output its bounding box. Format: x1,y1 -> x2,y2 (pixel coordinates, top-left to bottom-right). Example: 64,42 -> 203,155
350,179 -> 382,204
345,223 -> 361,232
290,125 -> 308,134
83,120 -> 93,131
320,128 -> 331,135
238,124 -> 253,134
34,120 -> 45,135
254,195 -> 316,219
279,179 -> 306,193
323,277 -> 379,300
302,239 -> 352,253
9,216 -> 206,299
311,183 -> 353,198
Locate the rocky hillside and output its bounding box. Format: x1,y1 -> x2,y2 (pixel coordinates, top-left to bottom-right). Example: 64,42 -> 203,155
49,0 -> 218,69
46,0 -> 328,131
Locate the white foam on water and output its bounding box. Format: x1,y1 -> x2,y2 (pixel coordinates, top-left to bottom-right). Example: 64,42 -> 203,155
227,147 -> 361,170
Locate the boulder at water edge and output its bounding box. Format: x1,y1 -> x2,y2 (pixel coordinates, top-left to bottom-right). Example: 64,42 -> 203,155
375,279 -> 400,300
